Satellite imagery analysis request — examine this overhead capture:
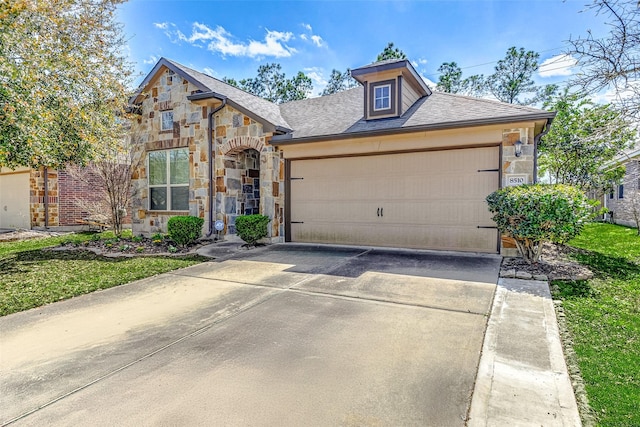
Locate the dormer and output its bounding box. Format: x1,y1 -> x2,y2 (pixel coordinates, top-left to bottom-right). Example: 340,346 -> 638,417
350,59 -> 432,120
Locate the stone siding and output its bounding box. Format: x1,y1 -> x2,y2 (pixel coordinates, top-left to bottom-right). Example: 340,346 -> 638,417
130,67 -> 285,241
30,168 -> 58,228
607,159 -> 640,228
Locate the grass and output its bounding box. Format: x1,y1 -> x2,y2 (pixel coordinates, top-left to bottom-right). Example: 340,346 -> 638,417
0,231 -> 206,316
552,223 -> 640,426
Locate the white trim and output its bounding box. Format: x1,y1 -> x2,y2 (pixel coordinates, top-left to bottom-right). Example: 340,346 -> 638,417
373,84 -> 391,111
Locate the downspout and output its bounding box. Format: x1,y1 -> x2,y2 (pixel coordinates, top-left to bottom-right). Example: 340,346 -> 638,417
533,118 -> 553,183
205,99 -> 227,237
43,167 -> 49,228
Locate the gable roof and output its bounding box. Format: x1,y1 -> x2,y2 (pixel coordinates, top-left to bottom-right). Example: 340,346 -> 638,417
274,87 -> 555,143
129,58 -> 292,133
350,58 -> 431,96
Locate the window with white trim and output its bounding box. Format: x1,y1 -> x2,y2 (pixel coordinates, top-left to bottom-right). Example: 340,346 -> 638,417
148,148 -> 189,211
373,84 -> 391,111
161,111 -> 174,131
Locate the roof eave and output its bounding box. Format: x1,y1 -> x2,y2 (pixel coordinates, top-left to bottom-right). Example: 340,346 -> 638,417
271,112 -> 556,146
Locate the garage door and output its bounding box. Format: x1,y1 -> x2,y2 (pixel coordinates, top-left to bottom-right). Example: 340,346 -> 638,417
0,172 -> 31,229
288,146 -> 500,253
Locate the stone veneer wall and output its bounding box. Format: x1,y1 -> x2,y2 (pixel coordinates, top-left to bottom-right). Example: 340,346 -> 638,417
30,167 -> 58,228
607,159 -> 640,227
500,127 -> 536,256
130,67 -> 285,241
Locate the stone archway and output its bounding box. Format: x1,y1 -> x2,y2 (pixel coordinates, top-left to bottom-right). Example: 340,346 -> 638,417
220,136 -> 264,156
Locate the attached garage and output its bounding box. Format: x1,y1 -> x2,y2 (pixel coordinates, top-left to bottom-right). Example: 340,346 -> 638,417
288,146 -> 500,253
0,169 -> 31,229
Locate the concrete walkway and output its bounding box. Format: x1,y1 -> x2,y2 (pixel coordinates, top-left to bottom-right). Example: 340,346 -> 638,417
468,278 -> 581,426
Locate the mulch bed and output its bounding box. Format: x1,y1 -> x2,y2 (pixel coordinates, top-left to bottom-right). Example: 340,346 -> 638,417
501,243 -> 593,281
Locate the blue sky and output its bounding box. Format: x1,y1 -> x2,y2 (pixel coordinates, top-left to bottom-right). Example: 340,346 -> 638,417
118,0 -> 611,96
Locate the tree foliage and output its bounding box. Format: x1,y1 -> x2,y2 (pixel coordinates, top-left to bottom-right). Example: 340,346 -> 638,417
487,184 -> 597,263
321,69 -> 359,96
0,0 -> 132,169
486,47 -> 540,104
223,63 -> 312,104
435,47 -> 557,105
376,42 -> 407,61
538,90 -> 637,192
568,0 -> 640,119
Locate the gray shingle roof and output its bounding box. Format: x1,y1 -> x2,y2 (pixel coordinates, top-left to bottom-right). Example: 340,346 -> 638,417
277,88 -> 555,141
132,58 -> 554,142
131,58 -> 291,131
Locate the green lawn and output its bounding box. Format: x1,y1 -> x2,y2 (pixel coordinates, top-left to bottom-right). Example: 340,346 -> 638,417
553,223 -> 640,426
0,232 -> 206,316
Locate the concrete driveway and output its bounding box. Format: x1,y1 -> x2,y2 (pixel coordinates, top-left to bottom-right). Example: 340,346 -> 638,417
1,244 -> 501,426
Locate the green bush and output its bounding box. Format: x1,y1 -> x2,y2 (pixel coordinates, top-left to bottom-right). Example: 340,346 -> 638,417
167,216 -> 204,246
486,184 -> 597,263
235,214 -> 270,246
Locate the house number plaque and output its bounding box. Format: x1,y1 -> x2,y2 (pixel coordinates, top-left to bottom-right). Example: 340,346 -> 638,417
506,174 -> 528,186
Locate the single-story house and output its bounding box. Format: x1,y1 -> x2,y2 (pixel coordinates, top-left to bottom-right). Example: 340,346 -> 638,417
0,166 -> 126,230
604,147 -> 640,228
128,57 -> 555,255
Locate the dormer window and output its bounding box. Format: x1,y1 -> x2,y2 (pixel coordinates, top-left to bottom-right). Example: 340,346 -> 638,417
374,84 -> 391,111
368,80 -> 396,117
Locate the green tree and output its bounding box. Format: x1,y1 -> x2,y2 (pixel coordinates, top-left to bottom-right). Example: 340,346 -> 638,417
0,0 -> 132,169
436,62 -> 464,93
376,42 -> 407,61
568,0 -> 639,119
321,69 -> 359,96
487,47 -> 540,104
223,63 -> 311,103
538,90 -> 637,191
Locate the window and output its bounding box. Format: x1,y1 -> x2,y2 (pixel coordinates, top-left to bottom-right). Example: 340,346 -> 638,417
373,84 -> 391,111
618,184 -> 624,199
161,111 -> 174,131
148,148 -> 189,210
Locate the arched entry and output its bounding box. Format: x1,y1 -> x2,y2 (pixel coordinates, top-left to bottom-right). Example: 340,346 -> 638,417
218,137 -> 265,235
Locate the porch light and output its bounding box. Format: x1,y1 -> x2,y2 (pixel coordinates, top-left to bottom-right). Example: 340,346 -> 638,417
514,140 -> 523,157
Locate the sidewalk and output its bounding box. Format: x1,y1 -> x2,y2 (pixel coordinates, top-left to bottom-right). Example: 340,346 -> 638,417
468,278 -> 582,426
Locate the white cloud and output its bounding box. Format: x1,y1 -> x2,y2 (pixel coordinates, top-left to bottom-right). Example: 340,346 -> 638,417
299,22 -> 326,49
153,22 -> 168,30
538,54 -> 577,78
202,67 -> 217,77
246,30 -> 295,58
304,67 -> 328,96
310,35 -> 324,48
158,22 -> 296,58
143,55 -> 160,65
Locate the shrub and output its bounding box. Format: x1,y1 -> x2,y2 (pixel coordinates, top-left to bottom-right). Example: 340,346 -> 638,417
486,184 -> 597,263
235,214 -> 270,246
167,216 -> 204,247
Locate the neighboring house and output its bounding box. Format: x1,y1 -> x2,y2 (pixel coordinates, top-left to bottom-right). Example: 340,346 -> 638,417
604,147 -> 640,228
128,57 -> 555,255
0,166 -> 126,230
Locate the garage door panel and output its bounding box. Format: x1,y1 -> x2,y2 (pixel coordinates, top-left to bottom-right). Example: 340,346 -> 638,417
0,172 -> 31,229
289,147 -> 499,253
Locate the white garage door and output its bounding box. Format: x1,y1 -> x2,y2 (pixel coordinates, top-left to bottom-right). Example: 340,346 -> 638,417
289,146 -> 500,253
0,172 -> 31,229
